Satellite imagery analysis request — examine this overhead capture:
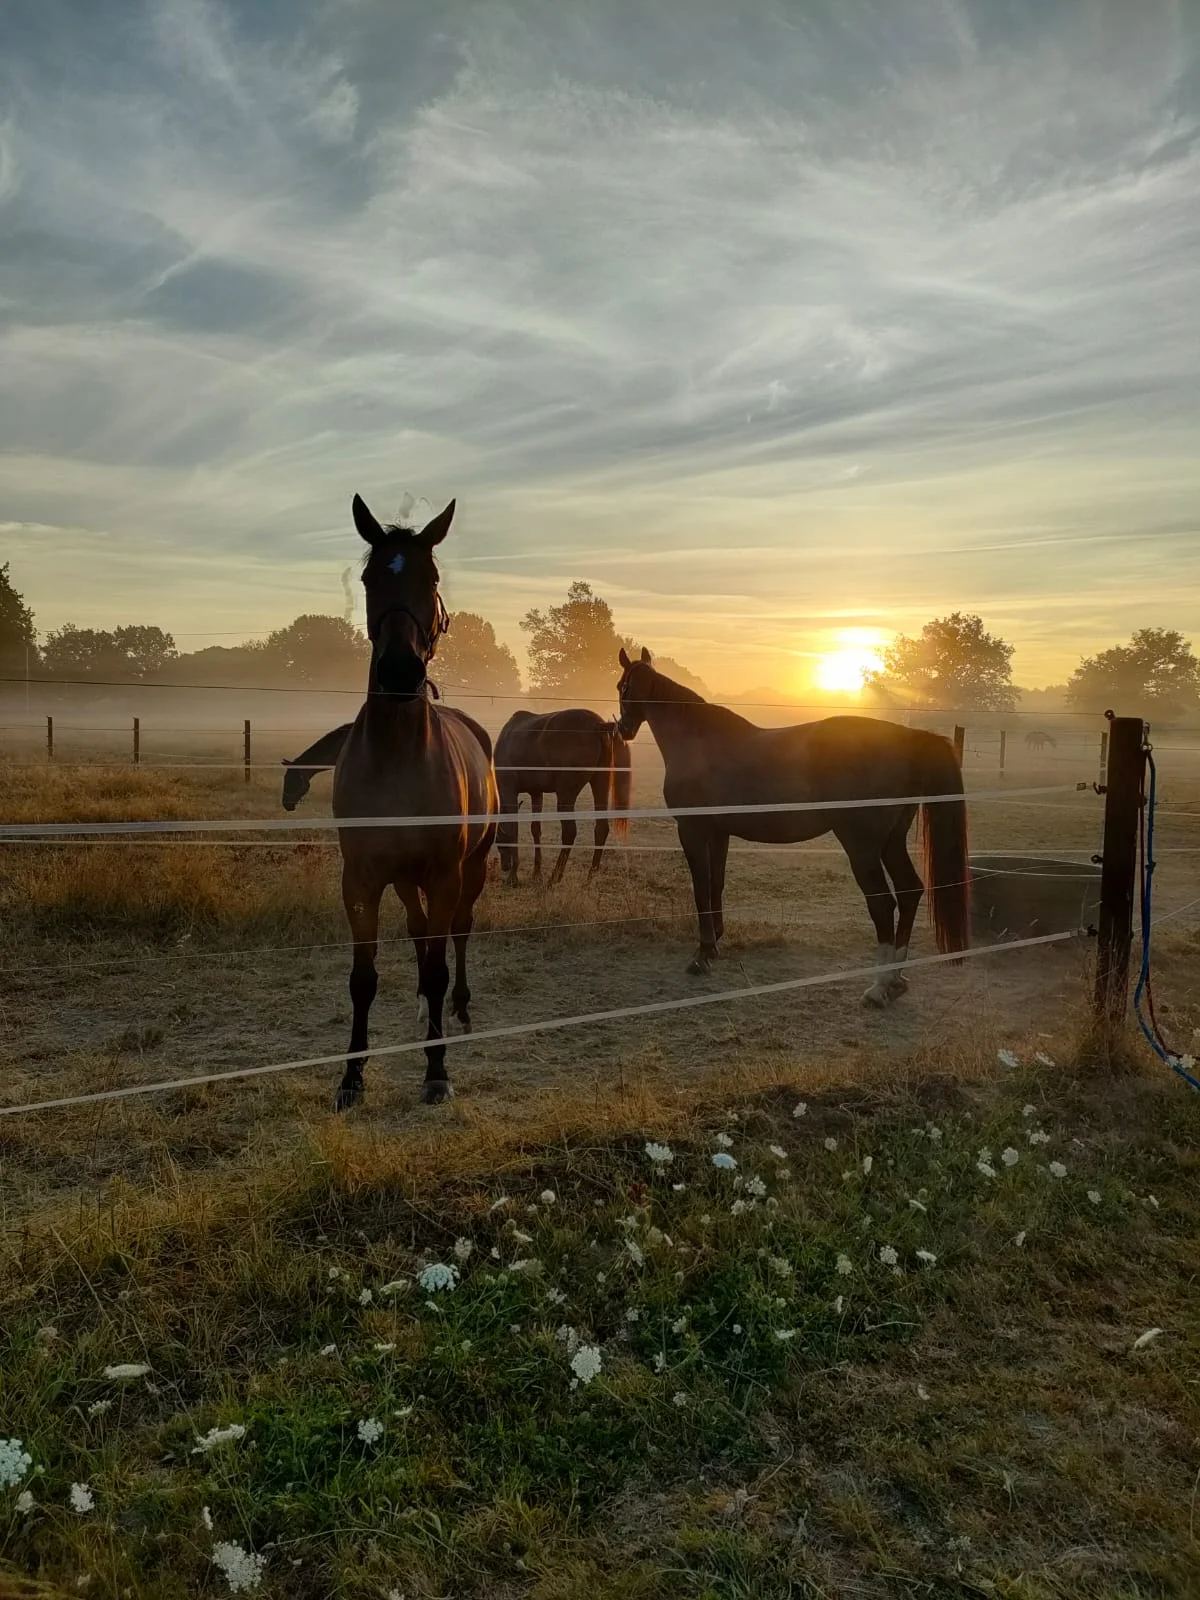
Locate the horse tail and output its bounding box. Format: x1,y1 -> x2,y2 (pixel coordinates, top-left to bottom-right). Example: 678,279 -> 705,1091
917,733 -> 970,957
606,726 -> 632,839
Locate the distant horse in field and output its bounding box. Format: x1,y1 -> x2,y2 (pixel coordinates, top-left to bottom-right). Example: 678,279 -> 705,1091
615,647 -> 969,1003
495,709 -> 631,885
1024,730 -> 1057,753
330,493 -> 498,1110
281,725 -> 352,810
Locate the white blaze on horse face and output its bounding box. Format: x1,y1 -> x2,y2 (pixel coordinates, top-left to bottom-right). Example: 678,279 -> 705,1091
389,552 -> 406,574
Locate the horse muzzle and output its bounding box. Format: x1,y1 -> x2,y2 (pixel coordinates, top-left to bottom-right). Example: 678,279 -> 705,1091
375,646 -> 428,699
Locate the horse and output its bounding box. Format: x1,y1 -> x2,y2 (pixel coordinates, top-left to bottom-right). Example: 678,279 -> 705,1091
494,709 -> 631,885
331,493 -> 498,1110
1024,730 -> 1057,752
614,647 -> 969,1003
281,724 -> 352,810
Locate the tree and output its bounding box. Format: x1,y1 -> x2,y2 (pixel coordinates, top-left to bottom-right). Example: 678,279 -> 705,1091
1066,628 -> 1200,720
521,581 -> 626,699
0,563 -> 36,674
433,612 -> 522,698
865,612 -> 1017,712
41,624 -> 178,681
624,646 -> 709,698
259,615 -> 369,686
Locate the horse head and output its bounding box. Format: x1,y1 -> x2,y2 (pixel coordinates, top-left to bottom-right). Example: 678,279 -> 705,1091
352,493 -> 453,701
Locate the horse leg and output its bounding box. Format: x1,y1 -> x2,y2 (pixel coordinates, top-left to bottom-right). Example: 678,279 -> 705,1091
709,832 -> 730,949
395,881 -> 430,1025
450,844 -> 489,1030
336,871 -> 384,1111
882,819 -> 923,1000
497,778 -> 520,886
530,792 -> 544,882
419,870 -> 461,1104
587,775 -> 610,880
842,838 -> 899,1008
678,820 -> 717,975
549,784 -> 581,885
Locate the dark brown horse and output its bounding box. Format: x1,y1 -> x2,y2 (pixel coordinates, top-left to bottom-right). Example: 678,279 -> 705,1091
495,709 -> 631,885
332,494 -> 498,1110
281,724 -> 352,810
615,647 -> 969,1002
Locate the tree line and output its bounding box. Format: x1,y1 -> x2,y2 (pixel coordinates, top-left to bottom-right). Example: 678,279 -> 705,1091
1,562 -> 1197,719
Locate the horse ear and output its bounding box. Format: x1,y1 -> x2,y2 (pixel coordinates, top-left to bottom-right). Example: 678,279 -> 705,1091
352,494 -> 384,546
618,646 -> 631,670
639,646 -> 652,665
417,499 -> 456,546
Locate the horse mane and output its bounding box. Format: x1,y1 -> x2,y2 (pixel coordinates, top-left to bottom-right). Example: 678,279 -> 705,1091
648,668 -> 757,734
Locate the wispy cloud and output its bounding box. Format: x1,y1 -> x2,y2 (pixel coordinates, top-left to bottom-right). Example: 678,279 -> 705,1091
2,0 -> 1198,688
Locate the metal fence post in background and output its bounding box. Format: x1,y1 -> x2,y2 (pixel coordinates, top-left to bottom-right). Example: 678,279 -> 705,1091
953,725 -> 965,766
1093,713 -> 1147,1027
1099,728 -> 1109,784
998,729 -> 1006,778
46,716 -> 53,761
244,719 -> 252,786
133,717 -> 140,767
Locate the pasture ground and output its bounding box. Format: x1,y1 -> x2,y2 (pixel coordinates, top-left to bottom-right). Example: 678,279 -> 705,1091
2,740 -> 1200,1597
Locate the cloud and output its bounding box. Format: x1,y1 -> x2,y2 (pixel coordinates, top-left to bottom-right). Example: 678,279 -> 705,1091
1,0 -> 1198,688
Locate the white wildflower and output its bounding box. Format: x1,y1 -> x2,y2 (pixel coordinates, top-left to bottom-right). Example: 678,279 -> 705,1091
927,1124 -> 943,1143
201,1505 -> 213,1531
1022,1104 -> 1037,1118
1029,1129 -> 1051,1146
69,1483 -> 94,1514
976,1160 -> 997,1178
489,1196 -> 511,1211
0,1439 -> 33,1489
711,1152 -> 737,1170
878,1245 -> 898,1267
653,1352 -> 666,1373
16,1490 -> 35,1514
917,1384 -> 930,1401
452,1238 -> 474,1262
700,1214 -> 712,1226
570,1345 -> 603,1386
319,1344 -> 337,1357
540,1190 -> 557,1205
1014,1230 -> 1027,1248
769,1145 -> 788,1160
358,1289 -> 374,1306
833,1294 -> 844,1314
732,1324 -> 743,1335
555,1325 -> 580,1354
714,1132 -> 734,1148
792,1102 -> 808,1118
1048,1161 -> 1067,1179
625,1307 -> 641,1322
379,1279 -> 410,1296
546,1288 -> 567,1306
103,1363 -> 150,1381
625,1238 -> 645,1267
1132,1328 -> 1164,1351
745,1176 -> 767,1199
87,1399 -> 112,1418
672,1182 -> 687,1192
417,1263 -> 459,1293
1002,1147 -> 1019,1167
1088,1190 -> 1102,1205
823,1137 -> 838,1152
211,1541 -> 267,1593
978,1146 -> 993,1164
1147,1195 -> 1160,1209
508,1258 -> 539,1275
509,1228 -> 534,1245
861,1155 -> 873,1176
373,1342 -> 396,1353
768,1256 -> 793,1278
192,1423 -> 246,1454
671,1316 -> 688,1335
730,1200 -> 748,1216
998,1049 -> 1019,1069
357,1417 -> 383,1444
327,1267 -> 341,1280
916,1249 -> 937,1266
774,1328 -> 798,1342
1035,1052 -> 1055,1067
836,1253 -> 853,1276
673,1391 -> 688,1407
645,1141 -> 674,1166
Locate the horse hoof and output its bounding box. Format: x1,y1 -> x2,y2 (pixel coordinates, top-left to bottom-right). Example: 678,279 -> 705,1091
861,984 -> 891,1009
420,1081 -> 454,1105
686,954 -> 712,977
454,1013 -> 472,1034
334,1081 -> 363,1113
886,974 -> 910,999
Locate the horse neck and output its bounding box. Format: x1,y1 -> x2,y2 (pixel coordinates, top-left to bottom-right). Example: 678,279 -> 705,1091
364,679 -> 433,748
643,687 -> 708,764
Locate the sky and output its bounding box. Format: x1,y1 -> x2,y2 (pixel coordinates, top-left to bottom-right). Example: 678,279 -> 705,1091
2,0 -> 1199,694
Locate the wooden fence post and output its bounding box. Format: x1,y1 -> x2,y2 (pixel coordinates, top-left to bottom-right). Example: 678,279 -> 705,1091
133,717 -> 140,767
1093,714 -> 1146,1026
46,715 -> 54,761
953,725 -> 965,766
244,719 -> 252,786
1099,728 -> 1109,783
998,729 -> 1006,779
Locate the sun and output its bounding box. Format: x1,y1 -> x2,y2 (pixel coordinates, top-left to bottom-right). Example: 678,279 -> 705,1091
814,645 -> 881,694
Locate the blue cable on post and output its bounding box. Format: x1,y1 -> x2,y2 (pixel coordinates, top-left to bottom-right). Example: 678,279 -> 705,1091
1133,749 -> 1200,1091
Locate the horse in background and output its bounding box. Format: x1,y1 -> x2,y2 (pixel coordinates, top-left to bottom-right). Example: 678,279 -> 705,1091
615,647 -> 968,1003
331,492 -> 497,1110
1024,730 -> 1057,753
495,709 -> 631,885
281,724 -> 352,810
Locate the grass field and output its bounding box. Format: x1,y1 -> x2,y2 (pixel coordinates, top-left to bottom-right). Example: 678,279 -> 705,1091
2,730 -> 1200,1597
